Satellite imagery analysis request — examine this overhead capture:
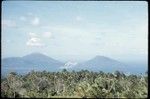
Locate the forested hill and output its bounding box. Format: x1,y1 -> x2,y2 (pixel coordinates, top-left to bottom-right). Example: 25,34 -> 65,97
1,69 -> 148,98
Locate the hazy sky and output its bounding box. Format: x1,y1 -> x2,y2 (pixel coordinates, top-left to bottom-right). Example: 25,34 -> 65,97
2,1 -> 148,62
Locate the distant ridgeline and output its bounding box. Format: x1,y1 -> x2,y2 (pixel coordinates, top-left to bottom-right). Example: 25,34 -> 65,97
2,53 -> 147,76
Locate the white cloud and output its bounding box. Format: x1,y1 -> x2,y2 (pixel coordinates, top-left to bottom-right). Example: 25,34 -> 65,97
26,32 -> 44,47
26,37 -> 44,47
60,61 -> 78,69
31,17 -> 40,26
29,32 -> 38,37
2,19 -> 16,28
26,31 -> 54,47
19,14 -> 40,26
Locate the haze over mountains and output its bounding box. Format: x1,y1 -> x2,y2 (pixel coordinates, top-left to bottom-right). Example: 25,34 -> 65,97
2,53 -> 147,76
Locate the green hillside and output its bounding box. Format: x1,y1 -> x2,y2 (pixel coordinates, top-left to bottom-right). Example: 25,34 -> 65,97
1,69 -> 148,98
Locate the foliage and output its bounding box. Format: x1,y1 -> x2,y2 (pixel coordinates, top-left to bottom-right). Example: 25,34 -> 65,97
1,69 -> 148,98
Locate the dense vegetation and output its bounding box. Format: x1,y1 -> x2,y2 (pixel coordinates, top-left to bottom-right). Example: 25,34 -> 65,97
1,69 -> 148,98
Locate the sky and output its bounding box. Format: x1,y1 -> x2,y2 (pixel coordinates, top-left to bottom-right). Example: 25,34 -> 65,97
2,1 -> 148,62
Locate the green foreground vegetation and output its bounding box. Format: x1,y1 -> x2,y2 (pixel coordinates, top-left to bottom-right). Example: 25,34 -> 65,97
1,69 -> 148,98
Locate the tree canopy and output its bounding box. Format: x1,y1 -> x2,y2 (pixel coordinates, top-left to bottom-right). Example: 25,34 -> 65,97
1,70 -> 148,98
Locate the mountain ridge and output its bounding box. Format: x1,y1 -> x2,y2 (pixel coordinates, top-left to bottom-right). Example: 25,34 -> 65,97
2,53 -> 131,74
2,53 -> 64,74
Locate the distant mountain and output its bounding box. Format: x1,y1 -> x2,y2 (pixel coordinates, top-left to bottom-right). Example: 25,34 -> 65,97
22,53 -> 63,68
73,55 -> 127,72
2,53 -> 64,74
3,54 -> 143,75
